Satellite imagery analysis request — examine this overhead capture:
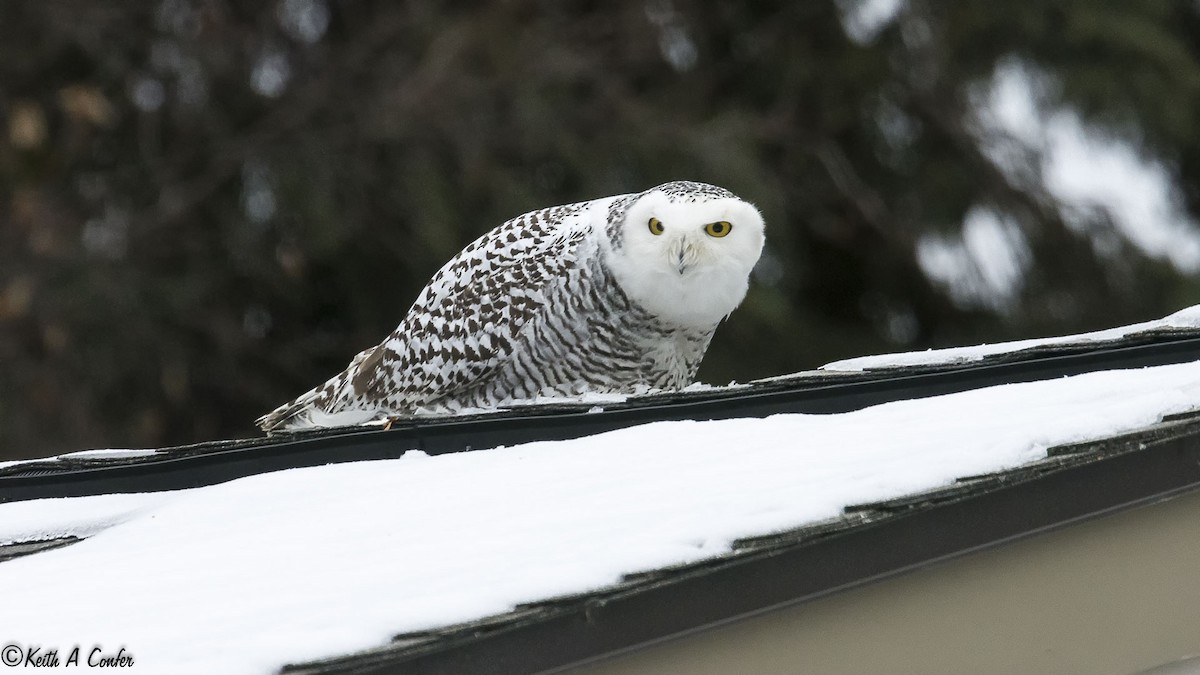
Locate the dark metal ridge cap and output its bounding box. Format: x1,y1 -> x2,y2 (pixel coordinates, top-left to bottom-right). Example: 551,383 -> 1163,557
0,536 -> 81,564
3,333 -> 1200,503
281,419 -> 1200,675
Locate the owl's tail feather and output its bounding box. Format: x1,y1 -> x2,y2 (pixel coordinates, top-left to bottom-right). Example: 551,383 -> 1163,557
257,346 -> 386,433
257,395 -> 380,432
255,387 -> 322,433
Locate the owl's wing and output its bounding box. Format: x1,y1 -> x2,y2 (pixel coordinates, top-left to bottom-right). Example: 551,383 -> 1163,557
256,200 -> 602,431
364,203 -> 598,404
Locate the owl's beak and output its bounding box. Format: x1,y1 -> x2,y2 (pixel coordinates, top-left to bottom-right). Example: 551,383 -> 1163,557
670,238 -> 698,275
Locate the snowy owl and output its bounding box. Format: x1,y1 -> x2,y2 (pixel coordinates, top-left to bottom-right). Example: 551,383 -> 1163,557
257,181 -> 765,431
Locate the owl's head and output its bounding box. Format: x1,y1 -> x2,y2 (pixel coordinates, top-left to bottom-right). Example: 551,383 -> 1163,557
603,181 -> 765,329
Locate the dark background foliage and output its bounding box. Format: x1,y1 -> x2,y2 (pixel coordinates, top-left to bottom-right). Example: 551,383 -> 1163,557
3,0 -> 1199,459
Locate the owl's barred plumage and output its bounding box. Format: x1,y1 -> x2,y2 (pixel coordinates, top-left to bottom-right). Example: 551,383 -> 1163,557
257,181 -> 765,431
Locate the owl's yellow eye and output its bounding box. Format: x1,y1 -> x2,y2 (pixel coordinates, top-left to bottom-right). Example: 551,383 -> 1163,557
705,221 -> 732,237
648,217 -> 665,235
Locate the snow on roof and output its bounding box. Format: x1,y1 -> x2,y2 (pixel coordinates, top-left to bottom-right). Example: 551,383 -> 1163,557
2,359 -> 1200,673
822,304 -> 1200,372
0,448 -> 161,472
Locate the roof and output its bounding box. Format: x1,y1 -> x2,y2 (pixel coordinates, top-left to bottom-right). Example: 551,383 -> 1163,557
5,314 -> 1200,502
285,414 -> 1200,675
2,308 -> 1200,674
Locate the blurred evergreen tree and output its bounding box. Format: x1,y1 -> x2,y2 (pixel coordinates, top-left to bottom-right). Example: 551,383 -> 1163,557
2,0 -> 1199,458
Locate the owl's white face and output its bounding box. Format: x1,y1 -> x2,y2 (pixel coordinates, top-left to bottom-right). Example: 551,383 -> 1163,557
604,189 -> 765,329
